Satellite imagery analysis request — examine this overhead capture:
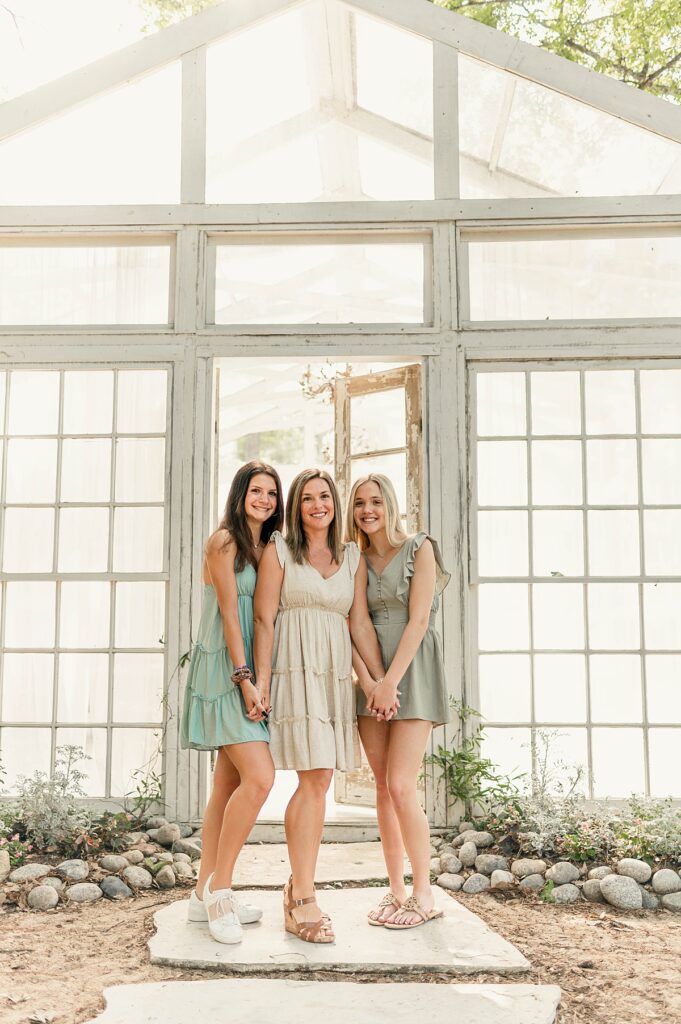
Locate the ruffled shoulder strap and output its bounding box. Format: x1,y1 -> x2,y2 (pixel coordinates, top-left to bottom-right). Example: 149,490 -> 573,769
395,532 -> 451,603
343,541 -> 361,578
269,530 -> 289,569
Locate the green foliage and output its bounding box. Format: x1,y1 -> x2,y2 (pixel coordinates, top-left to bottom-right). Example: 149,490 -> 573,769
71,811 -> 135,857
0,831 -> 34,867
14,745 -> 92,852
123,765 -> 165,825
540,878 -> 555,902
236,428 -> 304,465
140,0 -> 218,31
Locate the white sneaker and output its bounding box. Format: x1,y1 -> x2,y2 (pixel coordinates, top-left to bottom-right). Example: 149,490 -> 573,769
188,887 -> 263,925
203,874 -> 242,945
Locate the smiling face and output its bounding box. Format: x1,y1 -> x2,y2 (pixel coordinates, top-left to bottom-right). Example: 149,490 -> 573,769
353,480 -> 386,538
243,472 -> 279,527
300,476 -> 336,534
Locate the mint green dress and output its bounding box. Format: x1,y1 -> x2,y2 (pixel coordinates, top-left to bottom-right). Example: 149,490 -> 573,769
180,563 -> 269,750
356,533 -> 451,726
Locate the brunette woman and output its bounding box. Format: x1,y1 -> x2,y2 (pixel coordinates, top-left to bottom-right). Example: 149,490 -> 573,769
181,461 -> 284,944
347,473 -> 451,930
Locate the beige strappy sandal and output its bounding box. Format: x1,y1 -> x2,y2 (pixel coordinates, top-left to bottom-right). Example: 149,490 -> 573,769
367,891 -> 404,927
383,895 -> 444,930
283,878 -> 335,944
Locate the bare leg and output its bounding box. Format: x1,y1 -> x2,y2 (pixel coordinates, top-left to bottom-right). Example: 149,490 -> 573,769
358,716 -> 407,921
195,748 -> 240,897
211,741 -> 275,891
284,768 -> 334,934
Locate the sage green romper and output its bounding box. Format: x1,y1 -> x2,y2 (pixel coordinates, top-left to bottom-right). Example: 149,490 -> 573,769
356,533 -> 451,726
180,563 -> 269,751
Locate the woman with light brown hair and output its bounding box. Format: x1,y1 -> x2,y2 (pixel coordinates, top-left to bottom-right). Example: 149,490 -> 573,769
254,468 -> 384,944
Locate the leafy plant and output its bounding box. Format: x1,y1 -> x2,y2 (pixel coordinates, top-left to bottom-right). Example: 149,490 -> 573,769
71,811 -> 135,857
123,765 -> 165,826
0,832 -> 34,867
14,745 -> 92,853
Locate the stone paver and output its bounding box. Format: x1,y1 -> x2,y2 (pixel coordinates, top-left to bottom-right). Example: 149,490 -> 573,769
150,887 -> 530,975
86,979 -> 560,1024
231,841 -> 402,888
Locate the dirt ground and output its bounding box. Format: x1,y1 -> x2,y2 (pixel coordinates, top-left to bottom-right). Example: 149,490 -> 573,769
1,886 -> 680,1024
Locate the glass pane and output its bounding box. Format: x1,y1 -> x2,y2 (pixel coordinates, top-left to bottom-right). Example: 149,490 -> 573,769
2,508 -> 54,572
586,440 -> 638,505
8,371 -> 60,434
2,654 -> 54,723
59,582 -> 111,649
214,242 -> 425,325
532,511 -> 584,577
468,236 -> 681,320
531,442 -> 582,506
643,584 -> 681,650
117,370 -> 168,434
477,511 -> 528,576
482,727 -> 531,780
640,369 -> 681,434
588,583 -> 640,650
587,511 -> 640,576
478,584 -> 529,651
644,510 -> 681,576
351,452 -> 406,512
115,439 -> 166,502
592,728 -> 645,797
0,728 -> 51,791
110,728 -> 162,798
646,655 -> 681,724
115,583 -> 166,649
61,439 -> 111,502
542,729 -> 589,796
530,372 -> 580,435
113,654 -> 165,723
113,507 -> 164,573
532,584 -> 584,650
0,372 -> 5,425
584,371 -> 636,435
0,246 -> 172,325
57,653 -> 109,724
475,373 -> 525,436
641,440 -> 681,504
459,55 -> 681,199
63,371 -> 114,434
4,582 -> 56,648
649,729 -> 681,798
0,65 -> 181,205
477,441 -> 527,506
478,654 -> 531,723
5,439 -> 57,502
534,655 -> 587,724
350,389 -> 406,453
590,654 -> 643,723
55,728 -> 107,797
58,508 -> 110,573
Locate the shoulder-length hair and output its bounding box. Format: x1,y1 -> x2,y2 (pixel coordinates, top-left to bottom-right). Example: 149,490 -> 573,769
345,473 -> 408,551
218,461 -> 284,571
285,468 -> 343,565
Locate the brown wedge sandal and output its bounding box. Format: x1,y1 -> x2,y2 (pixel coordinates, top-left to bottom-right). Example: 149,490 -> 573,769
283,879 -> 335,944
367,891 -> 404,927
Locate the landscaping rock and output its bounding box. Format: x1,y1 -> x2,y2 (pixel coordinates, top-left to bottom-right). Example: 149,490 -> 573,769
475,854 -> 508,876
440,853 -> 463,875
124,850 -> 144,865
0,850 -> 10,883
458,841 -> 477,868
9,863 -> 51,883
462,872 -> 490,894
600,874 -> 643,911
156,865 -> 176,889
458,821 -> 475,833
458,830 -> 494,849
430,835 -> 443,850
156,851 -> 174,865
100,876 -> 134,900
552,883 -> 580,905
519,873 -> 546,892
122,866 -> 153,889
100,855 -> 129,873
651,869 -> 681,895
450,834 -> 465,849
429,857 -> 442,873
512,858 -> 547,879
156,824 -> 182,847
28,885 -> 59,910
173,861 -> 195,880
41,877 -> 64,892
67,883 -> 103,904
661,893 -> 681,912
436,872 -> 464,891
57,859 -> 89,882
146,829 -> 160,842
490,869 -> 515,889
144,816 -> 168,830
178,824 -> 194,839
546,862 -> 580,885
582,879 -> 606,903
617,858 -> 652,884
588,866 -> 614,880
172,839 -> 202,860
639,886 -> 660,911
173,853 -> 191,865
125,832 -> 149,846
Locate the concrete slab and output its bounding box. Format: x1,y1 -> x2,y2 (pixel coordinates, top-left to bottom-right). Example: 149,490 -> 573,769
86,979 -> 560,1024
230,842 -> 402,888
150,887 -> 530,976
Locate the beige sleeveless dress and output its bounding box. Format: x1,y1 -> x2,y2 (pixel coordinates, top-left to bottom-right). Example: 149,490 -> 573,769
268,531 -> 361,771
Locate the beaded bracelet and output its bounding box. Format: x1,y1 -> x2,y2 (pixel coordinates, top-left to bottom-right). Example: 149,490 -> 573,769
231,665 -> 253,685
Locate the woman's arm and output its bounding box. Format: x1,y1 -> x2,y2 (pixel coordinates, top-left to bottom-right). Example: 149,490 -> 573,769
253,542 -> 284,704
348,559 -> 385,683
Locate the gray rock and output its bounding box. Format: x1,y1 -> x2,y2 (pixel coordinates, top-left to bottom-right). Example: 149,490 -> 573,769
100,855 -> 129,873
123,850 -> 145,865
458,821 -> 475,834
600,874 -> 643,911
429,857 -> 441,873
436,872 -> 464,891
661,892 -> 681,912
156,852 -> 174,865
588,866 -> 614,880
156,865 -> 176,889
67,882 -> 103,904
475,854 -> 509,876
462,872 -> 490,894
430,835 -> 443,850
57,859 -> 89,882
617,858 -> 652,884
171,839 -> 202,861
490,870 -> 515,889
546,862 -> 580,885
639,886 -> 660,911
173,861 -> 195,880
122,866 -> 153,889
173,853 -> 191,865
0,849 -> 10,882
512,858 -> 547,879
125,832 -> 149,846
146,829 -> 160,842
458,841 -> 478,868
100,876 -> 134,900
440,853 -> 463,875
582,879 -> 606,903
28,885 -> 59,910
144,816 -> 168,829
458,830 -> 494,849
41,877 -> 64,892
450,834 -> 465,849
156,823 -> 182,847
9,863 -> 51,883
178,824 -> 194,839
651,869 -> 681,895
552,883 -> 580,904
519,873 -> 546,892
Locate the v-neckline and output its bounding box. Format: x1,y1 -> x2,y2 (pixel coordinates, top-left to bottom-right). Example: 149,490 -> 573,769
365,541 -> 407,579
307,555 -> 345,582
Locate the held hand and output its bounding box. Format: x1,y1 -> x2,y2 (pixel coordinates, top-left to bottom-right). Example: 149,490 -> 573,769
256,683 -> 272,716
241,680 -> 266,721
366,680 -> 400,721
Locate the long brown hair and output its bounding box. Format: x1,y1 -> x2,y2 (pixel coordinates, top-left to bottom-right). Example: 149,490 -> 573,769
218,461 -> 284,571
285,468 -> 343,565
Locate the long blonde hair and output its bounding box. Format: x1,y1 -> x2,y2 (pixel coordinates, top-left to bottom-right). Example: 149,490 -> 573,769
345,473 -> 408,552
285,468 -> 343,565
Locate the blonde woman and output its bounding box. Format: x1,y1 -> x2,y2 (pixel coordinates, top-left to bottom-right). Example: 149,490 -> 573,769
254,469 -> 384,944
347,473 -> 450,930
